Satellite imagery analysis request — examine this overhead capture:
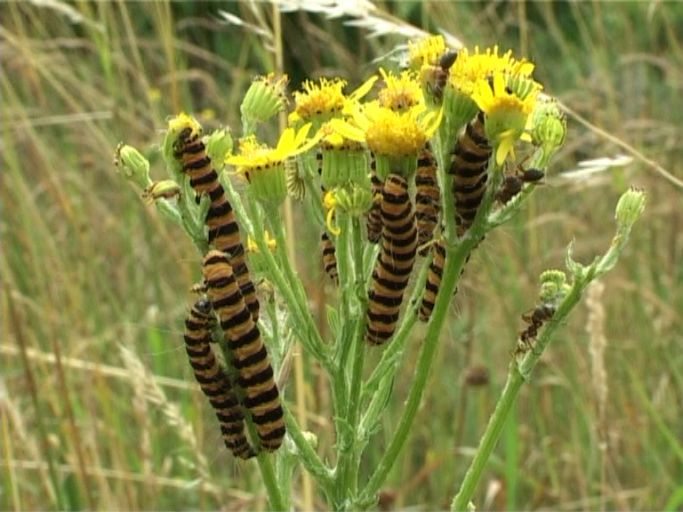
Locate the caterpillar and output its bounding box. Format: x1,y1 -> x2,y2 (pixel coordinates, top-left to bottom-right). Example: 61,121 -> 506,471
365,173 -> 417,345
415,144 -> 440,255
449,111 -> 492,236
418,239 -> 446,322
202,250 -> 285,452
320,231 -> 339,285
366,155 -> 383,244
173,126 -> 260,322
183,298 -> 256,459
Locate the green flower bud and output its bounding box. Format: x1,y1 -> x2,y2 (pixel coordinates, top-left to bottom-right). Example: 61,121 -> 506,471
206,128 -> 233,166
240,73 -> 288,132
539,269 -> 568,303
115,143 -> 151,189
530,98 -> 566,153
334,183 -> 374,218
141,180 -> 181,204
440,85 -> 479,143
615,187 -> 646,230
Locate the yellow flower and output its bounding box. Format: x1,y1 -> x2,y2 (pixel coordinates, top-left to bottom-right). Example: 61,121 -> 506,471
289,76 -> 377,124
408,35 -> 447,69
318,121 -> 364,151
448,45 -> 534,97
377,68 -> 424,112
226,123 -> 317,174
471,72 -> 538,165
332,101 -> 442,158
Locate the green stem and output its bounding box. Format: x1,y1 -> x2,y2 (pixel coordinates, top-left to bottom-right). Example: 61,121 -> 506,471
451,365 -> 525,511
283,406 -> 335,488
335,218 -> 367,504
255,451 -> 287,511
358,239 -> 470,506
451,271 -> 599,510
246,200 -> 331,371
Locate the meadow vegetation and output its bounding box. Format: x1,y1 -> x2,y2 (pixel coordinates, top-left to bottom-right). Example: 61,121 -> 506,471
1,2 -> 682,510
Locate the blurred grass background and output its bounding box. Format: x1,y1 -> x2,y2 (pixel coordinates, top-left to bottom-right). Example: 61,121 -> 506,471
1,1 -> 682,510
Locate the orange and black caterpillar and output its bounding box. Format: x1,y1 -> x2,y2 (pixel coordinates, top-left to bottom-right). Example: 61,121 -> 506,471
183,298 -> 255,459
202,250 -> 285,452
415,144 -> 440,255
173,127 -> 260,322
366,154 -> 383,244
366,174 -> 417,345
419,239 -> 446,321
449,111 -> 492,236
320,231 -> 339,284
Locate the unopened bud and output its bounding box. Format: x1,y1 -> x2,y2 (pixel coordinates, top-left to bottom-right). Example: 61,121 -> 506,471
615,187 -> 646,230
206,128 -> 233,165
539,269 -> 568,303
530,98 -> 566,153
141,180 -> 181,204
115,143 -> 151,189
241,73 -> 288,130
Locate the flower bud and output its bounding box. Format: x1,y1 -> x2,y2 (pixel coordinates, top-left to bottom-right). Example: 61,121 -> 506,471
334,183 -> 374,218
141,180 -> 181,204
530,98 -> 566,153
240,73 -> 288,130
615,187 -> 646,230
539,269 -> 568,303
206,128 -> 233,165
115,143 -> 151,189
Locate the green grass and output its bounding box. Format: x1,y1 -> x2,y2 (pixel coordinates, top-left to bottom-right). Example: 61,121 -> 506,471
1,1 -> 682,510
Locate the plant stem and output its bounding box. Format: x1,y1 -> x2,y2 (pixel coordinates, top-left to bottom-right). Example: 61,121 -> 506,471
451,365 -> 525,511
255,451 -> 287,511
283,406 -> 335,488
359,239 -> 470,506
335,218 -> 367,505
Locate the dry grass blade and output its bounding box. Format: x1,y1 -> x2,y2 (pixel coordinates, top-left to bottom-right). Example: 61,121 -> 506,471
118,345 -> 211,481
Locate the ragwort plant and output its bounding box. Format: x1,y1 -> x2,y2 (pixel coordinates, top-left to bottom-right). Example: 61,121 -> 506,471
116,36 -> 645,511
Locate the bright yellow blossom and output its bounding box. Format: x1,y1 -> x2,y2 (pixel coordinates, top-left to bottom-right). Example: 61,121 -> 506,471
227,123 -> 317,175
333,101 -> 441,158
448,45 -> 535,97
408,35 -> 447,69
289,76 -> 377,124
471,72 -> 538,165
377,68 -> 424,112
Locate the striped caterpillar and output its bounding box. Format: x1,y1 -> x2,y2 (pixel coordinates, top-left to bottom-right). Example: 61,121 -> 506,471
365,174 -> 417,345
202,250 -> 285,451
183,298 -> 255,459
173,124 -> 260,322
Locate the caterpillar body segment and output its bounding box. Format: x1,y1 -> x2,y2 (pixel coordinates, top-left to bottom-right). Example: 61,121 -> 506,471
320,231 -> 339,284
415,144 -> 440,254
183,298 -> 255,459
419,239 -> 446,322
173,127 -> 260,322
202,251 -> 285,452
449,112 -> 492,236
365,174 -> 417,345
